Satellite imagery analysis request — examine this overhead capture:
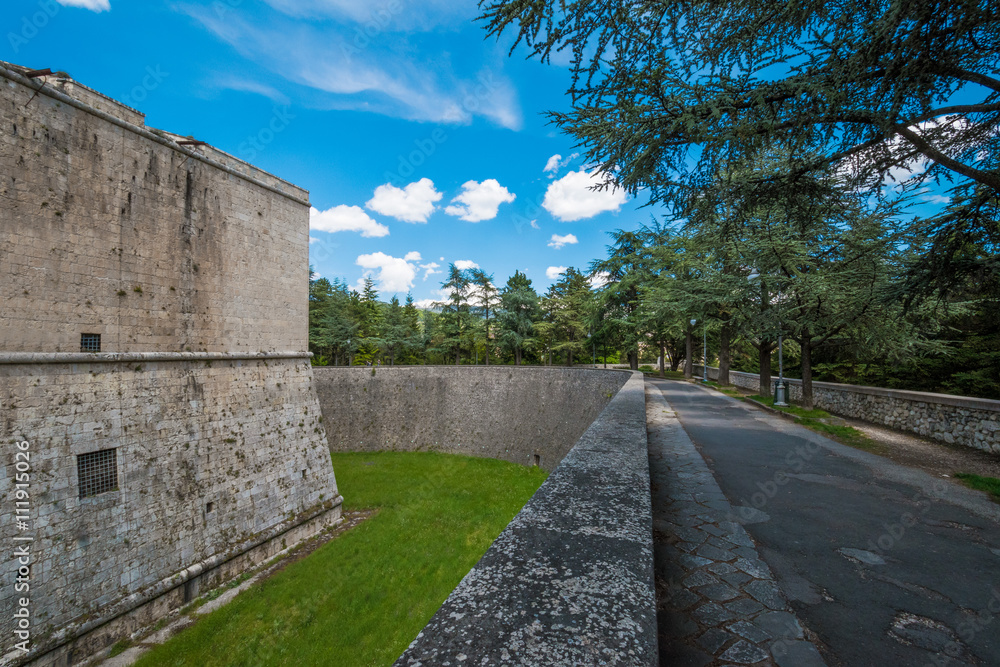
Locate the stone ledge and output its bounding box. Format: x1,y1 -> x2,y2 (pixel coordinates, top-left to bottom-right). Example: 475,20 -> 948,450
0,351 -> 312,365
394,371 -> 657,666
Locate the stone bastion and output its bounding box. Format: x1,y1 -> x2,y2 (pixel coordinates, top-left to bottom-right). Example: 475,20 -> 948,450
314,367 -> 658,665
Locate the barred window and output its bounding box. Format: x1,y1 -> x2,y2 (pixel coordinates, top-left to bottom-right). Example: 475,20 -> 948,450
80,333 -> 101,352
78,448 -> 118,498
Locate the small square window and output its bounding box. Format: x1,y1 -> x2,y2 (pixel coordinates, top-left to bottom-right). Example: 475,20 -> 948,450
80,333 -> 101,353
78,448 -> 118,498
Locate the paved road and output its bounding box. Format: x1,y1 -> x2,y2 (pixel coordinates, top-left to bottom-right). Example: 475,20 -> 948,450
648,378 -> 1000,666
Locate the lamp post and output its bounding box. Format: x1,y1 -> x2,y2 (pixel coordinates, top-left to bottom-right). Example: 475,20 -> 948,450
689,318 -> 697,379
747,271 -> 788,406
346,338 -> 352,367
702,322 -> 708,383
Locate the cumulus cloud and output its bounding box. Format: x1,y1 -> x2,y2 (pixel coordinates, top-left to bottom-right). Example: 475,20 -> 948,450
548,233 -> 578,249
454,260 -> 480,270
366,178 -> 442,223
546,266 -> 567,280
530,219 -> 540,229
542,153 -> 579,177
310,205 -> 389,237
355,251 -> 423,293
419,262 -> 442,280
57,0 -> 110,10
542,169 -> 628,221
444,179 -> 516,222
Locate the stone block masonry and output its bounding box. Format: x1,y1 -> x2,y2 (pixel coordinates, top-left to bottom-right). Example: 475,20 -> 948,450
0,61 -> 339,665
695,366 -> 1000,455
313,366 -> 630,470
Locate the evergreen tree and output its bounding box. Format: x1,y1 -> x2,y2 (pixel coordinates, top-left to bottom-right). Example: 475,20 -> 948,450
496,271 -> 539,366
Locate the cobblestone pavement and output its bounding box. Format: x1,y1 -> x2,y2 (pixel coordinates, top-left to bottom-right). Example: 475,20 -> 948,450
646,383 -> 827,666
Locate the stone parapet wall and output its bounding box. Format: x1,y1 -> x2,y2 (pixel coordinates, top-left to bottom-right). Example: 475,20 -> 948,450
694,366 -> 1000,454
313,366 -> 631,470
394,371 -> 656,665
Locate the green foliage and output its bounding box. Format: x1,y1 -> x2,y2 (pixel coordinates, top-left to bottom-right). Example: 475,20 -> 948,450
134,452 -> 547,667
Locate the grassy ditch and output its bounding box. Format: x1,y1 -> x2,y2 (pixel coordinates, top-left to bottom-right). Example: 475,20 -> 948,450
955,472 -> 1000,502
747,395 -> 885,454
703,381 -> 745,400
135,452 -> 548,667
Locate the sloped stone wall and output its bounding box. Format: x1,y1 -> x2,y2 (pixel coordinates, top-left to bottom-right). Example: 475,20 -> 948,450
313,366 -> 631,470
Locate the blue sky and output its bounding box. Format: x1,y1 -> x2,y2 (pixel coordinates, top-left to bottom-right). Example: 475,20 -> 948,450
4,0 -> 654,306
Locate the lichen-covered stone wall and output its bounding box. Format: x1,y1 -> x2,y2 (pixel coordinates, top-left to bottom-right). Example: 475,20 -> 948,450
0,356 -> 337,659
313,366 -> 631,470
0,62 -> 339,665
395,371 -> 656,665
695,366 -> 1000,454
0,62 -> 309,355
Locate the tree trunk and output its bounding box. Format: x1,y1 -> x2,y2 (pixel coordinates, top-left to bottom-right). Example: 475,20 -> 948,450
567,350 -> 574,366
718,323 -> 731,385
684,328 -> 693,378
628,350 -> 638,370
515,348 -> 521,366
759,343 -> 772,398
800,337 -> 814,409
455,350 -> 460,365
658,341 -> 666,377
484,314 -> 490,366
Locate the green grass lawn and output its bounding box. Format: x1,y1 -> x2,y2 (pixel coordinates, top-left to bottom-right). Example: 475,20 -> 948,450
135,452 -> 548,667
955,472 -> 1000,502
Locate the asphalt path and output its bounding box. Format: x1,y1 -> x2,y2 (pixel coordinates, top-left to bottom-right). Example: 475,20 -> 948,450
648,378 -> 1000,666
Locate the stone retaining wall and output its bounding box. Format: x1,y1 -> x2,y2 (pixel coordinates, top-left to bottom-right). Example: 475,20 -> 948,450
313,366 -> 630,470
695,366 -> 1000,454
393,370 -> 657,665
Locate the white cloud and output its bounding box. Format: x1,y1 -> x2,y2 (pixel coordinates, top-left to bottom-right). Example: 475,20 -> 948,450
546,266 -> 567,280
366,178 -> 442,223
355,251 -> 421,293
548,233 -> 578,249
310,205 -> 389,237
444,179 -> 516,222
182,6 -> 522,129
309,236 -> 320,244
413,299 -> 440,310
454,260 -> 480,270
420,262 -> 442,280
212,76 -> 289,105
530,219 -> 540,229
542,153 -> 579,177
542,169 -> 628,221
57,0 -> 110,10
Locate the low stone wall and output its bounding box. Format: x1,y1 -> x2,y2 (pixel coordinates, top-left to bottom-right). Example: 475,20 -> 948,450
313,366 -> 630,470
393,370 -> 656,665
695,366 -> 1000,454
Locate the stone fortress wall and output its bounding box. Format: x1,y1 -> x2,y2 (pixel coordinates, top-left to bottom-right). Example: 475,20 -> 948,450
313,368 -> 658,665
693,366 -> 1000,454
0,62 -> 340,665
313,366 -> 631,470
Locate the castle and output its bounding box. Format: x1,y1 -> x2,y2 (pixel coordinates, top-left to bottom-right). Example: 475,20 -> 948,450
0,61 -> 340,665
